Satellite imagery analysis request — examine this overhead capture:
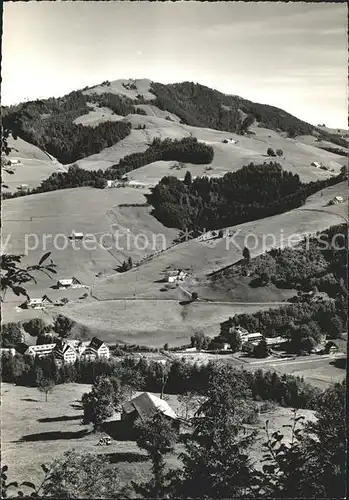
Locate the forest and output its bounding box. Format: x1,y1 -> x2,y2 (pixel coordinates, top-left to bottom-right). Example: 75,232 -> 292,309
151,81 -> 316,136
2,138 -> 214,199
146,162 -> 346,231
112,136 -> 214,176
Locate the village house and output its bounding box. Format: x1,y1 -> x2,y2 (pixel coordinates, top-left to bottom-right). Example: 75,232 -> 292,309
69,231 -> 84,240
56,277 -> 82,289
166,269 -> 188,283
24,296 -> 51,310
23,343 -> 56,359
240,332 -> 263,345
311,161 -> 323,169
53,343 -> 77,364
80,337 -> 110,360
328,195 -> 344,205
0,348 -> 16,356
322,341 -> 339,355
7,159 -> 22,166
265,336 -> 286,347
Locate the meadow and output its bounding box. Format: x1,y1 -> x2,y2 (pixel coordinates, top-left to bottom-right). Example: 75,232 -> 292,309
1,382 -> 316,490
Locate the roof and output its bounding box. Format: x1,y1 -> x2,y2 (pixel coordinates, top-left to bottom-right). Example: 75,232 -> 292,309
325,341 -> 338,349
89,337 -> 104,349
58,279 -> 73,285
27,297 -> 43,304
122,392 -> 177,420
243,332 -> 262,339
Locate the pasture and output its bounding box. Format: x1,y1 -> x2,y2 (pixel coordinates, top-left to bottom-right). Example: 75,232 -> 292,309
1,382 -> 316,490
2,186 -> 175,304
62,300 -> 276,347
73,111 -> 345,182
2,135 -> 65,193
92,181 -> 348,301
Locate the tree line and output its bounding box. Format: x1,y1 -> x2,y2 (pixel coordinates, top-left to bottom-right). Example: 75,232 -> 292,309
2,138 -> 214,199
146,162 -> 346,231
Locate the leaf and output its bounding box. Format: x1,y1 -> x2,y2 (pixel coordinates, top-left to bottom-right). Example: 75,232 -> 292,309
39,252 -> 51,266
18,491 -> 24,497
2,474 -> 8,481
7,481 -> 19,488
41,464 -> 49,473
21,481 -> 36,489
2,466 -> 8,473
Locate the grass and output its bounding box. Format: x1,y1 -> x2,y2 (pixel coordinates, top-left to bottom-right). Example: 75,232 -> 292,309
62,300 -> 276,347
1,382 -> 317,491
73,111 -> 345,182
2,135 -> 66,194
1,383 -> 182,490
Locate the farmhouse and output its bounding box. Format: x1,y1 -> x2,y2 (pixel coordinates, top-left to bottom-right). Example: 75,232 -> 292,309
57,277 -> 82,289
127,180 -> 148,189
122,392 -> 178,424
322,341 -> 338,355
17,184 -> 29,191
166,269 -> 188,283
240,332 -> 263,345
311,161 -> 323,168
328,196 -> 344,205
25,296 -> 51,310
80,337 -> 110,360
69,231 -> 84,240
265,336 -> 286,346
7,159 -> 22,166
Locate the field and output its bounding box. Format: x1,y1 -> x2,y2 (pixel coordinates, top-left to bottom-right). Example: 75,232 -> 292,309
92,181 -> 348,301
61,300 -> 276,347
2,135 -> 65,193
1,382 -> 316,489
260,353 -> 346,390
2,186 -> 175,303
73,110 -> 346,183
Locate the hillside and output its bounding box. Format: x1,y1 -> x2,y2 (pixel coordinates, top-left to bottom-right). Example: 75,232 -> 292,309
3,78 -> 347,178
1,135 -> 66,194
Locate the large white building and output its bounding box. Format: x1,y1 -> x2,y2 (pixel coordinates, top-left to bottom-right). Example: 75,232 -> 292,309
17,337 -> 110,364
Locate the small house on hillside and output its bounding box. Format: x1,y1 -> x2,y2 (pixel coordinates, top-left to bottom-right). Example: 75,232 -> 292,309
122,392 -> 178,425
322,341 -> 338,355
7,159 -> 22,166
57,277 -> 82,289
102,392 -> 179,440
25,296 -> 51,310
69,231 -> 84,240
311,161 -> 323,169
328,196 -> 344,205
166,269 -> 188,283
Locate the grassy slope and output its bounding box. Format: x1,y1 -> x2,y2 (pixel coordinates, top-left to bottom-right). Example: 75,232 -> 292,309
92,181 -> 347,300
1,382 -> 316,488
61,300 -> 276,347
73,112 -> 345,182
2,135 -> 66,194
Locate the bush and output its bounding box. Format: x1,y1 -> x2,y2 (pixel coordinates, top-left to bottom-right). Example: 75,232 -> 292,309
267,147 -> 276,157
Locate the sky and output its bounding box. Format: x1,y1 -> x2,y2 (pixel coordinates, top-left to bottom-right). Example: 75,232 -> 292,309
1,1 -> 348,128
